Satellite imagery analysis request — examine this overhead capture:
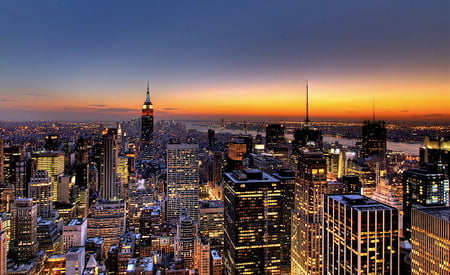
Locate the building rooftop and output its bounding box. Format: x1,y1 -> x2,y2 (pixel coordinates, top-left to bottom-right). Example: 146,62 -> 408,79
225,169 -> 279,184
416,206 -> 450,223
66,218 -> 86,227
328,194 -> 394,211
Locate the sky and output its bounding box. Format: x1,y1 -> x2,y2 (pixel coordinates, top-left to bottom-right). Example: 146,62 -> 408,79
0,0 -> 448,122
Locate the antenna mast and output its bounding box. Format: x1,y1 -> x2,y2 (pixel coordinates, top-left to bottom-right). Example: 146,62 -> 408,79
305,80 -> 310,125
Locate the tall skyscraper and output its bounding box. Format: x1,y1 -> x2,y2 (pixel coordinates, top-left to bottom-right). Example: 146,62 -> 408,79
223,169 -> 282,274
362,120 -> 387,160
10,198 -> 39,262
291,151 -> 328,275
99,128 -> 122,200
32,151 -> 65,202
28,170 -> 53,218
174,209 -> 196,269
0,138 -> 4,184
323,194 -> 400,274
141,82 -> 154,160
166,143 -> 200,223
266,123 -> 285,152
411,207 -> 450,274
44,134 -> 59,151
403,164 -> 449,240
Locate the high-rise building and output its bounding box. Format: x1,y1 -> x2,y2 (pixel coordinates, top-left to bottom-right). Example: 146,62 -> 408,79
362,120 -> 387,160
141,82 -> 154,160
32,151 -> 65,202
0,215 -> 7,275
403,164 -> 449,240
87,199 -> 125,255
100,128 -> 122,200
291,151 -> 328,275
266,124 -> 285,152
210,250 -> 223,275
323,194 -> 400,274
174,209 -> 196,269
10,198 -> 39,262
223,169 -> 282,274
63,218 -> 87,252
194,237 -> 211,275
166,143 -> 200,223
420,136 -> 449,176
272,169 -> 295,273
411,207 -> 450,274
44,134 -> 59,151
28,170 -> 53,218
226,135 -> 252,171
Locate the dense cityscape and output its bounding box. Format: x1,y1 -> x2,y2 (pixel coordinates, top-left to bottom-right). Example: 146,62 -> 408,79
1,1 -> 448,274
0,86 -> 448,274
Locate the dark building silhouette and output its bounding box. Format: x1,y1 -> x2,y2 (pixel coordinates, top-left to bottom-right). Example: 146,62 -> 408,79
362,120 -> 387,159
141,82 -> 154,160
44,134 -> 59,151
266,124 -> 285,151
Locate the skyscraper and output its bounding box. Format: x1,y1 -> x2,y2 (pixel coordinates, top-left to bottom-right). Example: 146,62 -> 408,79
28,170 -> 53,218
291,151 -> 328,275
266,123 -> 285,152
99,128 -> 121,200
361,120 -> 387,160
141,82 -> 154,160
166,143 -> 200,223
32,151 -> 65,202
323,194 -> 400,274
10,198 -> 39,262
174,209 -> 196,269
223,169 -> 282,274
0,138 -> 4,184
403,164 -> 449,240
411,207 -> 450,274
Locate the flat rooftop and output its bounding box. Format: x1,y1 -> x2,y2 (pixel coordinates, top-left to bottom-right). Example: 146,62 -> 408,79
416,206 -> 450,223
328,194 -> 394,211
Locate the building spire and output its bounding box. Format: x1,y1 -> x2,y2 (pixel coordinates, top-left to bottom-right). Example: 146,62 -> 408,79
146,80 -> 150,102
305,80 -> 310,125
372,98 -> 375,122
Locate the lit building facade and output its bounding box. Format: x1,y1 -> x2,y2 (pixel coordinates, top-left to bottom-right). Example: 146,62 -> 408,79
28,170 -> 53,218
291,151 -> 327,275
141,83 -> 154,160
323,194 -> 400,275
174,209 -> 196,269
224,169 -> 282,274
362,120 -> 387,159
100,128 -> 122,200
411,207 -> 450,274
63,218 -> 87,252
32,151 -> 65,202
166,143 -> 200,223
10,198 -> 39,262
266,124 -> 285,152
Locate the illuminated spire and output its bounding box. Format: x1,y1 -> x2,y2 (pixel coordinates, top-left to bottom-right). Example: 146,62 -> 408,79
146,80 -> 150,102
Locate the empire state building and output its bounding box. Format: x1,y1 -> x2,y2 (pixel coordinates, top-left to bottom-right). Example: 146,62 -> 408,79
141,82 -> 154,160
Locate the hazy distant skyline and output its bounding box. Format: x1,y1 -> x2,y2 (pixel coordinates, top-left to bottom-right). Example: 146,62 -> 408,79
0,1 -> 448,122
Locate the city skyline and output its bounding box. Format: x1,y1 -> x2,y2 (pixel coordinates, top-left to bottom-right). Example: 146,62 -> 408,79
0,1 -> 448,122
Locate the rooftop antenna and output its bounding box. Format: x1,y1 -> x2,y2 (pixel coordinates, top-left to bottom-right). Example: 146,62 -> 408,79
146,80 -> 150,101
305,80 -> 310,125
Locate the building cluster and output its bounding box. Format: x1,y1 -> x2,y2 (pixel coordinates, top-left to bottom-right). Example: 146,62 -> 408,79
0,87 -> 448,274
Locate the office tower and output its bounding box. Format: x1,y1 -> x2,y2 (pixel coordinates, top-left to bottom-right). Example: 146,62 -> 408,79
66,246 -> 85,275
194,237 -> 211,275
362,120 -> 387,160
211,250 -> 223,275
43,254 -> 66,274
226,135 -> 252,171
4,146 -> 29,197
57,175 -> 72,203
45,134 -> 59,151
403,165 -> 449,239
37,217 -> 63,255
100,128 -> 122,200
272,169 -> 295,273
323,194 -> 400,275
118,232 -> 136,274
10,198 -> 39,262
411,207 -> 450,274
347,159 -> 376,197
223,169 -> 282,274
199,200 -> 224,239
28,170 -> 53,218
174,209 -> 196,269
0,138 -> 3,184
141,82 -> 154,160
212,152 -> 224,199
266,123 -> 285,152
32,151 -> 65,201
166,143 -> 200,223
420,136 -> 449,176
208,129 -> 216,151
87,199 -> 125,255
291,151 -> 328,275
74,136 -> 89,189
252,154 -> 284,174
325,147 -> 345,180
63,218 -> 87,252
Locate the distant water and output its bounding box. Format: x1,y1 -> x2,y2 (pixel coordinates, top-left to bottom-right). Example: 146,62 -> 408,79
185,122 -> 421,155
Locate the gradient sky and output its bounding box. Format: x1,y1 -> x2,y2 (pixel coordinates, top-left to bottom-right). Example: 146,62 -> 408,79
0,0 -> 448,122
